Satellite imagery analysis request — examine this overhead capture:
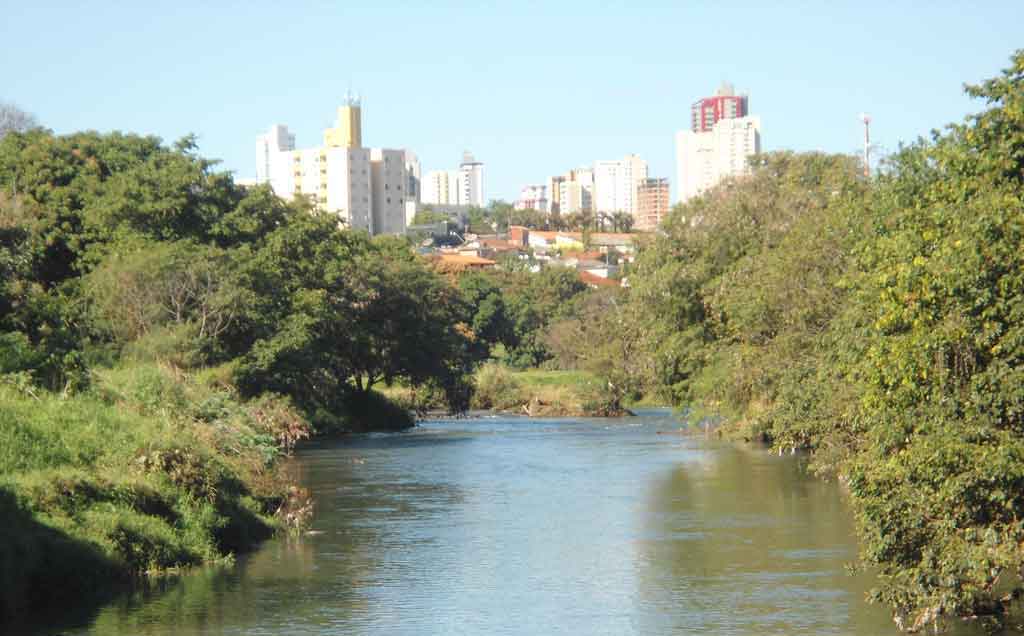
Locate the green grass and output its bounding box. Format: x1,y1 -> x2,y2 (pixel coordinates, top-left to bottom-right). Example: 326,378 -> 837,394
470,366 -> 627,416
0,361 -> 310,622
510,369 -> 596,388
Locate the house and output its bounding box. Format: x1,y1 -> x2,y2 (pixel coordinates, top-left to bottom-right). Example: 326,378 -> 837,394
431,253 -> 497,274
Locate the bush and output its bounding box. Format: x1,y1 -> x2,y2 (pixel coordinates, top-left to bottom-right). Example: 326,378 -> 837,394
471,363 -> 524,411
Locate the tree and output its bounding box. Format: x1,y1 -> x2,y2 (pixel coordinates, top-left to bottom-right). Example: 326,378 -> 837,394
86,240 -> 244,347
0,102 -> 37,139
501,266 -> 588,367
411,207 -> 449,225
607,211 -> 634,233
616,50 -> 1024,631
458,270 -> 516,359
834,50 -> 1024,631
232,216 -> 475,425
624,151 -> 864,411
544,287 -> 648,412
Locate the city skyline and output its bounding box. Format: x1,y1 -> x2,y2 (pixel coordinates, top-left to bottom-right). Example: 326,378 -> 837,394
3,3 -> 1022,202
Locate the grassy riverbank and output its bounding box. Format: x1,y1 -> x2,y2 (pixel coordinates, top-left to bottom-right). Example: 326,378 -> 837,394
379,366 -> 627,417
0,361 -> 312,622
472,366 -> 630,417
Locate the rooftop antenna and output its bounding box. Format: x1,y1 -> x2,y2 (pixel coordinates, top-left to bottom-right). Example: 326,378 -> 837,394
859,113 -> 872,178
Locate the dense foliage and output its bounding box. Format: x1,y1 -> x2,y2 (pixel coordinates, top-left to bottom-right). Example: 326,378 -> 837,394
456,266 -> 588,368
0,128 -> 475,424
597,51 -> 1024,631
0,126 -> 477,620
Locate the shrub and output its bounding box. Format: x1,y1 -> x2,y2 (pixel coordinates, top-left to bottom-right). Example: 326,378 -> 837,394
471,363 -> 524,411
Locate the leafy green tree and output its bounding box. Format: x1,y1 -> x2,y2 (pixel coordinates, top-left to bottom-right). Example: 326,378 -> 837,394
85,240 -> 244,350
508,206 -> 547,229
232,214 -> 474,426
605,211 -> 634,233
457,270 -> 517,359
544,287 -> 647,411
625,151 -> 864,411
833,51 -> 1024,631
411,207 -> 448,225
615,50 -> 1024,631
501,266 -> 588,367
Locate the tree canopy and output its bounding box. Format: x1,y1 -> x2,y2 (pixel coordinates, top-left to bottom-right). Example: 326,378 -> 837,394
0,128 -> 475,427
602,50 -> 1024,631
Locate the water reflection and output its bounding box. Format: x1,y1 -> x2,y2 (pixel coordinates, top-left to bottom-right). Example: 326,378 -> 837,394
634,445 -> 889,634
20,413 -> 988,635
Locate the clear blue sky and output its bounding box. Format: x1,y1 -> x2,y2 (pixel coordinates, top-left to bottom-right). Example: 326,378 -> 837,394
3,2 -> 1021,202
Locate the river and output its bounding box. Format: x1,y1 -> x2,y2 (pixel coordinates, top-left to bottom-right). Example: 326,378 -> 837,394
19,410 -> 986,635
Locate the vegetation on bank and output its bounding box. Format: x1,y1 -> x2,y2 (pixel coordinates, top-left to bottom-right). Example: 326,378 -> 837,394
472,366 -> 626,416
0,126 -> 475,621
0,361 -> 309,620
588,51 -> 1024,631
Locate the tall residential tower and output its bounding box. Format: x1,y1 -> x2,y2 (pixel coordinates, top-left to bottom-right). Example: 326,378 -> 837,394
676,82 -> 761,203
421,151 -> 486,207
324,94 -> 362,148
254,100 -> 412,235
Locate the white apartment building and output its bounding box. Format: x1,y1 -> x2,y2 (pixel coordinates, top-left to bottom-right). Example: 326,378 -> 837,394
403,150 -> 421,203
676,115 -> 761,203
370,149 -> 407,234
253,101 -> 411,235
516,184 -> 547,211
458,151 -> 485,207
559,180 -> 592,215
256,124 -> 295,195
556,167 -> 594,215
421,151 -> 486,207
593,154 -> 648,215
422,170 -> 460,205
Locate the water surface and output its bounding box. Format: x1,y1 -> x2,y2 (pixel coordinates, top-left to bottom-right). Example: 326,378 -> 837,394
24,411 -> 986,635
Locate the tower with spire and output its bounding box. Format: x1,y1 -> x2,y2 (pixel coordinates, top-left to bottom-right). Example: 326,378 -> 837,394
324,90 -> 362,148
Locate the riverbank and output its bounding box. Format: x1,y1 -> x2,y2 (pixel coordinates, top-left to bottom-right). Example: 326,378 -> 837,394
0,361 -> 312,624
382,366 -> 634,418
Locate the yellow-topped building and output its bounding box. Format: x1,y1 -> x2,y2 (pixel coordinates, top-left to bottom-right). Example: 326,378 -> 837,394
324,94 -> 362,148
255,97 -> 416,236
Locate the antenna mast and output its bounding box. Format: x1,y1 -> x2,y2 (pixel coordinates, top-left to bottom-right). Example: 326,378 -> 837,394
859,113 -> 872,177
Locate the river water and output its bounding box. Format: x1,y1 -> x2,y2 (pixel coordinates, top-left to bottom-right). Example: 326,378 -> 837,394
23,411 -> 986,635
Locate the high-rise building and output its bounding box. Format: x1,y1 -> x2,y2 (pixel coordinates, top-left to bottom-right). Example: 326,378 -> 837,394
559,180 -> 593,216
516,184 -> 547,211
636,177 -> 670,230
691,82 -> 748,133
422,152 -> 485,207
458,151 -> 485,207
403,150 -> 421,203
676,83 -> 761,203
254,102 -> 411,235
256,124 -> 295,193
324,94 -> 362,148
422,169 -> 459,205
370,148 -> 407,234
403,150 -> 421,225
593,154 -> 648,215
546,168 -> 594,216
547,175 -> 566,214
